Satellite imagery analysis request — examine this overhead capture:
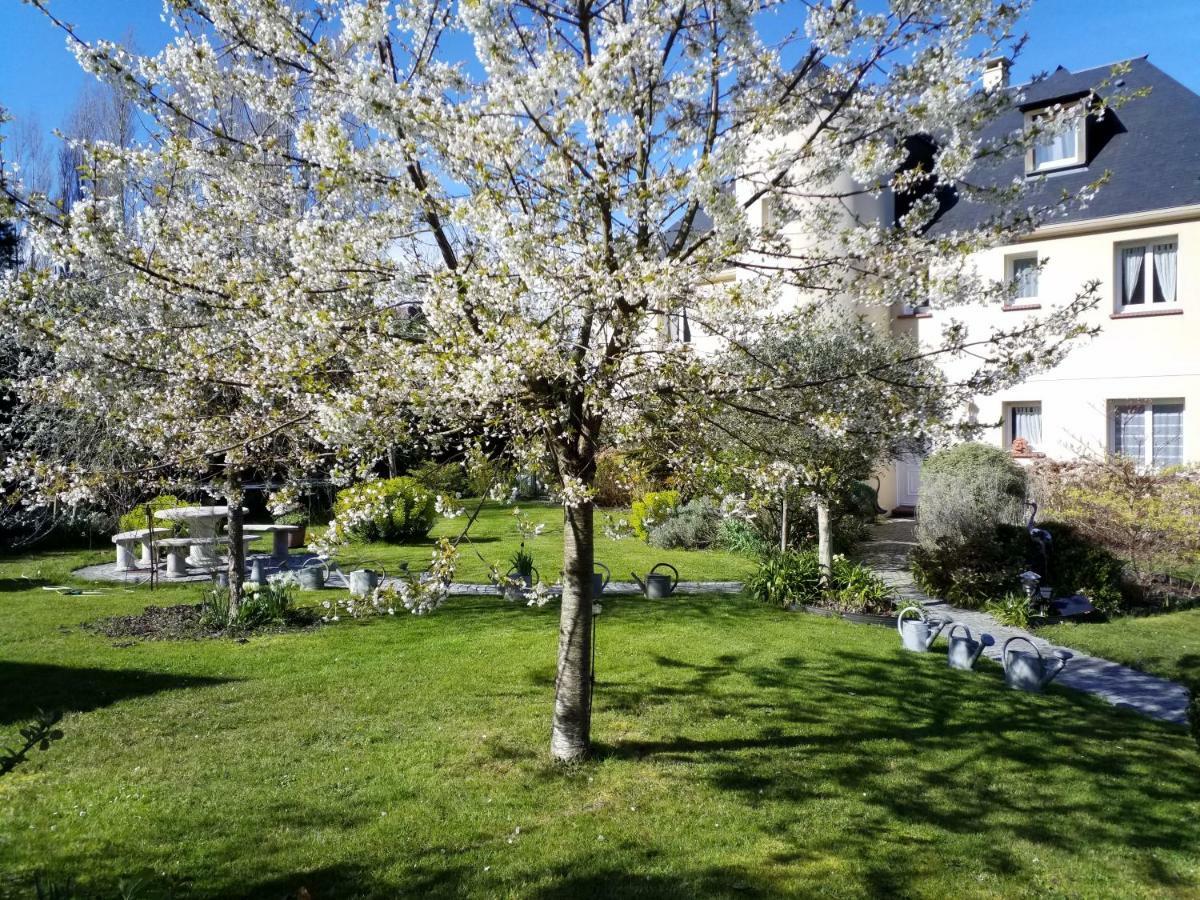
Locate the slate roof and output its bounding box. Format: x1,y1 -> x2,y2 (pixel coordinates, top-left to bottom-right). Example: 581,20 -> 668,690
929,57 -> 1200,233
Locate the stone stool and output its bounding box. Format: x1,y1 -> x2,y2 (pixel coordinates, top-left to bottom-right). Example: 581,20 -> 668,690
111,528 -> 172,570
242,524 -> 303,561
157,538 -> 194,578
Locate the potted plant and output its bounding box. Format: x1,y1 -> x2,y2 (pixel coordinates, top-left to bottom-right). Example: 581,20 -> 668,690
275,509 -> 309,548
505,544 -> 538,602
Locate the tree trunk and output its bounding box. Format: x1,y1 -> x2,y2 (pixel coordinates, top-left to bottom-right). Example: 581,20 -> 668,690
551,499 -> 594,762
780,483 -> 789,552
226,478 -> 245,623
816,496 -> 833,586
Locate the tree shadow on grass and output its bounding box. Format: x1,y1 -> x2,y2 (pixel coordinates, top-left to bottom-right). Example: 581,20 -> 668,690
592,640 -> 1199,891
0,576 -> 53,592
0,661 -> 234,727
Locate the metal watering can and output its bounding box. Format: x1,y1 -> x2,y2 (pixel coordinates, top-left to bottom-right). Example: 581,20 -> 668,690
296,559 -> 328,590
896,606 -> 948,653
349,567 -> 386,598
1002,636 -> 1073,692
503,565 -> 539,602
946,623 -> 994,671
592,562 -> 611,597
631,562 -> 679,599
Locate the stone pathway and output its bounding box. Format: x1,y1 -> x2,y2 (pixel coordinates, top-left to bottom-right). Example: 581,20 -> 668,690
857,518 -> 1191,725
73,556 -> 743,597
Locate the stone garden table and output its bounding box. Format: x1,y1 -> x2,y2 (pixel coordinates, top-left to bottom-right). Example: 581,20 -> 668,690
154,506 -> 247,567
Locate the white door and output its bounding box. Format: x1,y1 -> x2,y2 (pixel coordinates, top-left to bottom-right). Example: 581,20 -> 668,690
896,455 -> 921,508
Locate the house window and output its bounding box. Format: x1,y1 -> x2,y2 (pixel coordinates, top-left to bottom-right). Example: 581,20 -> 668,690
1111,400 -> 1184,468
1117,240 -> 1178,308
1025,112 -> 1085,174
1006,402 -> 1042,452
1007,253 -> 1039,302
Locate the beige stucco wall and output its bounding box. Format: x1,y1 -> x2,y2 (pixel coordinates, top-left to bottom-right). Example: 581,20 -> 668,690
903,210 -> 1200,466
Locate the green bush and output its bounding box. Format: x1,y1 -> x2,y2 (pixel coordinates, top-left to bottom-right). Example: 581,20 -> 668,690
118,495 -> 187,536
909,524 -> 1027,608
1038,520 -> 1129,614
333,477 -> 437,543
648,497 -> 722,550
911,518 -> 1130,614
745,549 -> 894,614
717,517 -> 770,557
918,443 -> 1027,548
409,460 -> 469,498
630,490 -> 680,541
274,509 -> 308,527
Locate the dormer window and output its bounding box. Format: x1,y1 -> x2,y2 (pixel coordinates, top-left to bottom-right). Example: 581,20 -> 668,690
1025,110 -> 1086,174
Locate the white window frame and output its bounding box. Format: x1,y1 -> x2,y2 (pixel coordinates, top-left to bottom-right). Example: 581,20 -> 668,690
1114,237 -> 1179,310
1005,252 -> 1040,304
1025,111 -> 1086,174
1109,399 -> 1185,469
1004,401 -> 1043,451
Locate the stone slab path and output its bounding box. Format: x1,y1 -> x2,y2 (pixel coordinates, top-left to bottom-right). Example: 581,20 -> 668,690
73,557 -> 743,598
857,518 -> 1191,725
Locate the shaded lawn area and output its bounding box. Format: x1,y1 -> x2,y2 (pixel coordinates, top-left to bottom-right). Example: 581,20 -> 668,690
1040,609 -> 1200,685
314,500 -> 755,584
1,551 -> 1198,898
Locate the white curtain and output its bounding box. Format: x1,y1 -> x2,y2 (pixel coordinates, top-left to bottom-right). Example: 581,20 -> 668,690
1152,402 -> 1184,468
1113,404 -> 1146,461
1034,120 -> 1076,167
1012,405 -> 1042,449
1122,247 -> 1144,305
1153,243 -> 1177,303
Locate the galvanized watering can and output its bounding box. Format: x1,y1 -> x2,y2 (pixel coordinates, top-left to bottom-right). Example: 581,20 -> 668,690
632,562 -> 679,599
503,566 -> 539,602
1002,636 -> 1072,692
946,623 -> 994,671
896,606 -> 948,653
349,567 -> 386,598
592,562 -> 611,597
296,559 -> 328,590
248,557 -> 268,585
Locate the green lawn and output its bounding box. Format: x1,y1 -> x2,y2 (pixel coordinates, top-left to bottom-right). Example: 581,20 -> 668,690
1040,610 -> 1200,685
1,550 -> 1197,899
314,501 -> 756,584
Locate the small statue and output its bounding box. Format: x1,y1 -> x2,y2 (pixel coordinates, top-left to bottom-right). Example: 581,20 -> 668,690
1011,437 -> 1030,455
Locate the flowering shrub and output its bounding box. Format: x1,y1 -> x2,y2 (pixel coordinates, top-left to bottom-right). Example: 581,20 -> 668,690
409,460 -> 469,497
630,490 -> 680,541
593,450 -> 651,508
331,477 -> 437,544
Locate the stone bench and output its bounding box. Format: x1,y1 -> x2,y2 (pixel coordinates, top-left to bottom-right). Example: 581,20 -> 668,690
111,528 -> 174,571
157,536 -> 261,578
242,524 -> 303,561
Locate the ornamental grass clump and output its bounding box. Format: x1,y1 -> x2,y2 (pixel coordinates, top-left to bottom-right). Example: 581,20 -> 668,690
746,550 -> 895,615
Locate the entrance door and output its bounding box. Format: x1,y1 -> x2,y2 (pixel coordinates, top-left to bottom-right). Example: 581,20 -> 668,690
896,454 -> 921,509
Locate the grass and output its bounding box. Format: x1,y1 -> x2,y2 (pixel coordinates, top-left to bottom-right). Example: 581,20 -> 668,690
1040,609 -> 1200,685
0,549 -> 1198,899
314,500 -> 756,584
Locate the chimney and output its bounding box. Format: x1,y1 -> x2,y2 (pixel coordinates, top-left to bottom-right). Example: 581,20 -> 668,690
983,57 -> 1011,91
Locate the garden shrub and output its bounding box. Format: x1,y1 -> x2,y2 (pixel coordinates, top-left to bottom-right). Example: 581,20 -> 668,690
745,484 -> 875,554
409,460 -> 469,498
745,549 -> 894,614
630,490 -> 680,541
275,509 -> 308,527
917,443 -> 1027,548
648,497 -> 722,550
1037,520 -> 1128,614
717,516 -> 769,557
118,495 -> 187,536
909,524 -> 1027,608
593,449 -> 651,508
333,477 -> 437,543
1033,458 -> 1200,601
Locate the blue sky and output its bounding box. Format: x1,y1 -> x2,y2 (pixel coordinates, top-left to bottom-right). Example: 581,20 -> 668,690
2,0 -> 1199,140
